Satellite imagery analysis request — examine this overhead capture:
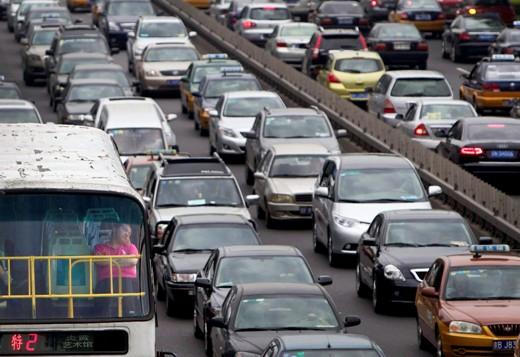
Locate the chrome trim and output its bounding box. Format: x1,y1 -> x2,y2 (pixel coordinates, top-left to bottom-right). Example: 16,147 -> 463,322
410,268 -> 429,282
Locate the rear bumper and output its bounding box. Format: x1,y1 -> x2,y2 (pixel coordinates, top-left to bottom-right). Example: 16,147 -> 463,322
475,93 -> 520,109
462,161 -> 520,175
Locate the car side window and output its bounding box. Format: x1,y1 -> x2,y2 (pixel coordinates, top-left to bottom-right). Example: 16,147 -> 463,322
404,104 -> 416,121
451,121 -> 463,140
147,176 -> 157,202
425,261 -> 440,287
215,97 -> 224,112
433,262 -> 444,291
374,75 -> 390,94
318,161 -> 332,187
367,215 -> 382,237
99,107 -> 109,130
258,151 -> 273,173
238,7 -> 248,19
251,114 -> 261,135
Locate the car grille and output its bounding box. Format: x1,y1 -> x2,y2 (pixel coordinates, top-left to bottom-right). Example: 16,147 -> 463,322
160,69 -> 187,76
410,268 -> 429,282
294,193 -> 313,203
488,324 -> 520,337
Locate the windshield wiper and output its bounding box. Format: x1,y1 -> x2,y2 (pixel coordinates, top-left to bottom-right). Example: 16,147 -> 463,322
215,284 -> 233,288
203,202 -> 240,207
234,328 -> 270,332
274,326 -> 331,331
384,242 -> 419,247
417,243 -> 454,247
172,248 -> 213,253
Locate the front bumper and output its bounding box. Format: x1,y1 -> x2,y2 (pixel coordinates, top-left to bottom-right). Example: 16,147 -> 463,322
379,51 -> 428,67
141,76 -> 182,91
165,281 -> 195,302
330,221 -> 370,255
267,202 -> 313,220
462,161 -> 520,176
217,135 -> 246,154
377,276 -> 418,304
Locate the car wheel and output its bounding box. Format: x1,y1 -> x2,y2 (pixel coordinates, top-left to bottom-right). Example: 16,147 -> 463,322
204,321 -> 212,357
200,127 -> 209,137
372,277 -> 388,314
312,221 -> 324,253
193,309 -> 204,339
165,293 -> 176,317
441,40 -> 448,59
355,263 -> 370,298
327,233 -> 340,267
417,318 -> 429,350
245,165 -> 254,186
155,278 -> 166,301
436,329 -> 445,357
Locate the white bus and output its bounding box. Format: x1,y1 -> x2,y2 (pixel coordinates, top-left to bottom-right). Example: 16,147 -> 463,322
0,124 -> 173,357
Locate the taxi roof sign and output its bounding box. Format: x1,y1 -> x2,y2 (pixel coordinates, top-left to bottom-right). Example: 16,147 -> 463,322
490,54 -> 516,62
202,53 -> 228,60
470,244 -> 510,257
221,66 -> 243,74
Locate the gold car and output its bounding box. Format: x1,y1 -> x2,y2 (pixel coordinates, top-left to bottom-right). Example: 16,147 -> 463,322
388,0 -> 445,35
67,0 -> 90,11
317,50 -> 385,103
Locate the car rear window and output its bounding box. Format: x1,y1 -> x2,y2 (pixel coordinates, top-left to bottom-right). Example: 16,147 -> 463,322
420,104 -> 476,120
391,78 -> 452,97
322,37 -> 362,50
376,24 -> 422,40
402,0 -> 441,10
464,17 -> 504,32
335,58 -> 382,73
250,7 -> 290,20
483,63 -> 520,81
320,1 -> 364,14
466,123 -> 520,140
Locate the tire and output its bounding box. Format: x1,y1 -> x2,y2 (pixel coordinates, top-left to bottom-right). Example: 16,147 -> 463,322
23,71 -> 34,86
181,103 -> 188,114
204,322 -> 212,357
372,277 -> 388,314
356,263 -> 370,298
155,278 -> 166,301
200,127 -> 209,137
193,309 -> 204,339
327,233 -> 341,267
417,318 -> 429,350
165,294 -> 176,317
436,329 -> 445,357
245,165 -> 254,186
312,221 -> 324,253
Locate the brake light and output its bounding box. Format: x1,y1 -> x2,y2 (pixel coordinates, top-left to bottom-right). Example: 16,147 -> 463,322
311,35 -> 322,60
263,5 -> 275,9
327,73 -> 341,83
370,0 -> 378,6
383,99 -> 396,114
400,12 -> 408,20
458,32 -> 471,41
483,82 -> 500,92
487,124 -> 505,128
276,40 -> 287,47
242,20 -> 256,28
460,146 -> 483,156
374,42 -> 386,51
417,42 -> 428,51
414,123 -> 429,136
503,47 -> 515,54
320,17 -> 333,25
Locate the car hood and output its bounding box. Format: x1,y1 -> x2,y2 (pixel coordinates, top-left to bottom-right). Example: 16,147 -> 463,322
65,101 -> 95,114
270,177 -> 317,195
168,251 -> 212,272
444,300 -> 520,326
156,206 -> 251,221
263,137 -> 340,153
381,246 -> 470,268
220,117 -> 255,133
333,201 -> 432,224
142,61 -> 191,72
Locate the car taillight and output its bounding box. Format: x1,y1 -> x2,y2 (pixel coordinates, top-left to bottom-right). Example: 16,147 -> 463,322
276,40 -> 287,47
242,20 -> 256,28
458,32 -> 471,41
416,41 -> 428,51
460,146 -> 484,156
400,12 -> 408,20
414,123 -> 429,136
383,99 -> 396,114
374,42 -> 386,51
327,73 -> 341,83
320,17 -> 333,25
503,47 -> 515,54
370,0 -> 378,6
483,82 -> 500,92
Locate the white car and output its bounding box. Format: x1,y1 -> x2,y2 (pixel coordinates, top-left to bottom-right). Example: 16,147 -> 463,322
127,16 -> 196,73
0,99 -> 43,123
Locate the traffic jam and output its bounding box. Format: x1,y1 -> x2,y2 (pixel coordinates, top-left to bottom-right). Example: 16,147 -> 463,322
0,0 -> 519,354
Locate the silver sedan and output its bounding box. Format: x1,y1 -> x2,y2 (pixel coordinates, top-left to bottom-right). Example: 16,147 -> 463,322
265,22 -> 317,66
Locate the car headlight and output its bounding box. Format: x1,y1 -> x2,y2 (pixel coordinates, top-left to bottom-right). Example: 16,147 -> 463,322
145,69 -> 160,77
383,264 -> 406,282
270,193 -> 294,203
220,127 -> 237,138
108,21 -> 119,31
67,114 -> 93,122
449,321 -> 482,334
171,273 -> 197,283
333,214 -> 359,228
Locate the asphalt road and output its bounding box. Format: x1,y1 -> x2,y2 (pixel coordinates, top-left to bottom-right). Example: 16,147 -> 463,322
0,11 -> 494,357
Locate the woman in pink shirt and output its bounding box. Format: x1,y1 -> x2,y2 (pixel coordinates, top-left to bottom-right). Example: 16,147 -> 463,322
94,223 -> 140,317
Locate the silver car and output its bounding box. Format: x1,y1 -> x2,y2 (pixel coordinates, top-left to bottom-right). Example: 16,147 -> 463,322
254,143 -> 330,228
0,99 -> 43,123
265,22 -> 317,66
208,90 -> 286,156
312,154 -> 442,266
396,99 -> 477,150
367,70 -> 453,127
234,3 -> 292,46
243,107 -> 346,185
21,23 -> 59,85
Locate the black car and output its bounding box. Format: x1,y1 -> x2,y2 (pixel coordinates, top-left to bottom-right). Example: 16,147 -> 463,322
436,117 -> 520,177
441,14 -> 504,62
366,22 -> 428,69
98,0 -> 155,50
0,78 -> 22,99
356,209 -> 482,314
302,28 -> 367,78
193,245 -> 333,355
70,63 -> 135,96
488,28 -> 520,56
152,214 -> 261,317
309,1 -> 369,33
209,283 -> 361,357
360,0 -> 397,24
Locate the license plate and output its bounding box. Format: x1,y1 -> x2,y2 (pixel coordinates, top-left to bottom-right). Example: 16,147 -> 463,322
479,35 -> 494,41
338,17 -> 352,24
415,14 -> 431,20
188,289 -> 194,296
489,150 -> 516,159
351,92 -> 368,99
299,207 -> 312,215
167,80 -> 180,86
493,340 -> 516,351
394,42 -> 410,50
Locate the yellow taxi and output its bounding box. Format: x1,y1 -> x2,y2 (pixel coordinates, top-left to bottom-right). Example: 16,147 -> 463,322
67,0 -> 90,11
416,244 -> 520,357
317,50 -> 385,103
459,54 -> 520,113
389,0 -> 445,35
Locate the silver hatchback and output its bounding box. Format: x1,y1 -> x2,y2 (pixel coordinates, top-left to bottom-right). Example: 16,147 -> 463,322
265,22 -> 317,66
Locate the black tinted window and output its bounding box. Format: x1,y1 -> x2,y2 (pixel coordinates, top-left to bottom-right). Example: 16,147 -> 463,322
322,37 -> 361,50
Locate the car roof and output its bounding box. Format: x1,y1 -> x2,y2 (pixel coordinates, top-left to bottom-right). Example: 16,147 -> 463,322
0,99 -> 36,108
458,117 -> 518,125
338,153 -> 411,169
386,70 -> 446,79
278,333 -> 375,350
381,209 -> 463,221
73,63 -> 124,72
262,107 -> 322,116
219,245 -> 302,257
105,106 -> 162,129
191,59 -> 241,68
176,214 -> 251,225
444,253 -> 520,267
223,90 -> 279,99
237,283 -> 325,296
270,143 -> 330,156
329,50 -> 382,60
68,78 -> 121,86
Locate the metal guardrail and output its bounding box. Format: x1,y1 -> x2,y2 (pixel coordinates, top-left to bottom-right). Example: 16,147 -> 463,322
153,0 -> 520,246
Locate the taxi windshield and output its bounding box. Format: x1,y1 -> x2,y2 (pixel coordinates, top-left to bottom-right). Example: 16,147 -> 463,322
465,17 -> 504,32
107,1 -> 154,15
58,58 -> 111,74
108,128 -> 166,155
385,221 -> 474,247
466,123 -> 520,140
263,115 -> 331,138
67,84 -> 123,101
138,22 -> 186,38
0,193 -> 149,321
335,58 -> 383,73
193,65 -> 241,83
169,224 -> 258,252
483,63 -> 520,81
0,109 -> 40,123
279,24 -> 316,37
144,47 -> 199,62
337,168 -> 425,203
391,78 -> 452,97
270,155 -> 326,178
31,29 -> 57,45
445,266 -> 520,300
156,178 -> 243,207
204,79 -> 260,98
419,104 -> 476,120
283,351 -> 381,357
215,257 -> 314,288
234,296 -> 338,331
223,97 -> 284,117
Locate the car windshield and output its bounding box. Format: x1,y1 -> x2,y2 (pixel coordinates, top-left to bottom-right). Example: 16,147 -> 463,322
193,65 -> 242,83
337,168 -> 425,202
279,24 -> 316,37
391,78 -> 452,97
58,38 -> 109,56
0,109 -> 40,123
466,123 -> 520,140
249,7 -> 290,20
263,115 -> 331,138
465,17 -> 504,32
335,58 -> 382,73
320,1 -> 363,14
283,351 -> 381,357
72,70 -> 129,88
107,1 -> 154,15
234,296 -> 338,330
445,266 -> 520,300
138,21 -> 186,38
156,178 -> 243,207
169,224 -> 258,252
419,104 -> 475,120
402,0 -> 440,10
376,24 -> 421,40
67,84 -> 123,101
0,88 -> 21,99
144,47 -> 199,62
215,257 -> 314,288
127,164 -> 154,190
31,29 -> 57,45
108,128 -> 166,155
28,9 -> 70,21
0,193 -> 149,321
20,3 -> 56,16
204,79 -> 260,98
58,58 -> 111,74
223,97 -> 284,117
385,221 -> 473,247
483,63 -> 520,81
270,155 -> 326,177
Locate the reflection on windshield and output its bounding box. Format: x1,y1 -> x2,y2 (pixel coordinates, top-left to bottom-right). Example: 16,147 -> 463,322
465,18 -> 504,32
59,58 -> 111,74
223,97 -> 284,117
204,79 -> 260,98
144,47 -> 199,62
107,2 -> 154,15
193,65 -> 241,83
270,155 -> 325,177
250,8 -> 290,20
68,85 -> 123,101
0,88 -> 20,99
378,24 -> 421,40
386,221 -> 473,247
109,128 -> 165,155
139,22 -> 186,38
156,178 -> 242,207
391,79 -> 452,97
31,29 -> 57,45
215,257 -> 313,287
59,38 -> 108,55
467,123 -> 520,140
483,63 -> 520,81
337,168 -> 425,202
264,115 -> 331,138
320,1 -> 363,14
279,24 -> 316,37
0,193 -> 149,321
235,297 -> 338,330
128,164 -> 154,190
0,109 -> 40,123
170,225 -> 258,252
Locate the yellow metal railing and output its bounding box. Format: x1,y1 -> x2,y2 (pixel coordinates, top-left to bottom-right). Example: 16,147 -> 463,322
0,255 -> 145,319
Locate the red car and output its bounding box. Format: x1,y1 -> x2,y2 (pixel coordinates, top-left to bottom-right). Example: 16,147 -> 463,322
457,0 -> 516,26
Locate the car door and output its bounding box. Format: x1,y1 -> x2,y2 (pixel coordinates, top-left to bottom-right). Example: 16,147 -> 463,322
416,260 -> 444,344
399,103 -> 418,137
368,74 -> 391,117
211,290 -> 236,357
195,251 -> 216,328
153,221 -> 176,291
438,120 -> 463,161
459,63 -> 481,102
210,97 -> 224,147
359,215 -> 383,286
317,55 -> 333,86
313,160 -> 334,244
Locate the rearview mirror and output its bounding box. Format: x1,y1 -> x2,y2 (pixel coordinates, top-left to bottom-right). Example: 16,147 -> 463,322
192,91 -> 200,97
253,172 -> 265,180
335,129 -> 347,138
195,277 -> 212,289
344,316 -> 361,328
189,31 -> 197,37
421,286 -> 439,299
245,194 -> 259,206
181,76 -> 188,83
427,185 -> 442,197
45,49 -> 53,56
242,130 -> 256,139
209,317 -> 227,329
156,352 -> 177,357
361,233 -> 376,246
128,31 -> 135,38
394,113 -> 404,120
209,109 -> 219,117
317,275 -> 333,286
314,186 -> 328,198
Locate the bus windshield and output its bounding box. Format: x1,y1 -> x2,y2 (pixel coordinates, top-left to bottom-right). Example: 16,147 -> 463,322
0,193 -> 150,322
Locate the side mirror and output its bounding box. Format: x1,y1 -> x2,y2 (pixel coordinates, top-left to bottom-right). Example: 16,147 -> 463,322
166,113 -> 177,121
246,194 -> 259,206
195,277 -> 212,289
192,91 -> 200,97
361,233 -> 376,246
428,185 -> 442,197
143,196 -> 152,206
83,114 -> 93,122
45,49 -> 53,56
152,244 -> 165,255
335,129 -> 347,138
317,275 -> 332,286
180,76 -> 188,83
479,236 -> 493,245
20,37 -> 28,45
366,87 -> 374,94
128,31 -> 135,38
242,130 -> 256,139
344,316 -> 361,328
208,109 -> 219,117
189,31 -> 197,37
421,286 -> 439,299
209,317 -> 227,329
394,113 -> 404,120
253,172 -> 265,180
314,186 -> 329,198
111,47 -> 120,55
